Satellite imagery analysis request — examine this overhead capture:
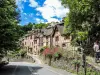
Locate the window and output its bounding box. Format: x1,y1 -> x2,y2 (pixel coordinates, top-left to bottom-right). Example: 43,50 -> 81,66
30,48 -> 32,53
25,42 -> 26,45
46,42 -> 48,45
64,36 -> 70,40
41,38 -> 43,43
62,43 -> 66,47
32,42 -> 33,45
46,36 -> 48,41
34,40 -> 37,44
41,43 -> 43,46
36,46 -> 37,50
30,35 -> 32,39
55,36 -> 59,41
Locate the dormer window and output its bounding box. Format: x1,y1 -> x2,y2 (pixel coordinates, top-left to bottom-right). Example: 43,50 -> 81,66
62,43 -> 66,47
30,35 -> 32,39
46,36 -> 48,41
64,36 -> 70,40
34,40 -> 37,44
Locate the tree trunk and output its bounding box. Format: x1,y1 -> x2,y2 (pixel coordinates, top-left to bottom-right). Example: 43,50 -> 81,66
48,56 -> 52,66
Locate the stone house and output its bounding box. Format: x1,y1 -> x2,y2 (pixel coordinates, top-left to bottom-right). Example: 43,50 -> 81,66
41,27 -> 53,48
52,23 -> 71,50
27,30 -> 40,55
20,22 -> 72,56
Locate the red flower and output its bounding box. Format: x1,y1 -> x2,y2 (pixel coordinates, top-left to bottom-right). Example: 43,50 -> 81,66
54,47 -> 58,53
43,47 -> 59,55
43,48 -> 50,55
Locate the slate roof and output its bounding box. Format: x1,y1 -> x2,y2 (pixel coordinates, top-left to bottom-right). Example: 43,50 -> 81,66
22,22 -> 65,39
51,22 -> 64,35
43,28 -> 54,36
57,25 -> 64,35
34,22 -> 64,37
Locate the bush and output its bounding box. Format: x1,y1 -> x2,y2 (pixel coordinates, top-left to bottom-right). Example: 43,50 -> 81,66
54,53 -> 59,57
72,60 -> 80,65
40,46 -> 48,53
19,50 -> 27,58
40,48 -> 44,53
53,52 -> 62,60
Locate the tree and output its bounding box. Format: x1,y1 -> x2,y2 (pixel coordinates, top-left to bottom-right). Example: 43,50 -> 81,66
61,0 -> 100,56
14,25 -> 25,38
34,23 -> 48,29
22,22 -> 34,33
16,22 -> 48,38
17,22 -> 48,38
0,0 -> 20,55
61,0 -> 100,46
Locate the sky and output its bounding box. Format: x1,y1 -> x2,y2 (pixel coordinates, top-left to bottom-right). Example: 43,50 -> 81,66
16,0 -> 69,25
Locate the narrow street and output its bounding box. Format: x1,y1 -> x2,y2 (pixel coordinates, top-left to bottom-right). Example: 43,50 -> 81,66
0,62 -> 74,75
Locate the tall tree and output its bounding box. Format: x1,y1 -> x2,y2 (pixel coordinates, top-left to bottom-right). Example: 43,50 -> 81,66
0,0 -> 20,55
61,0 -> 100,45
22,22 -> 34,34
34,23 -> 48,29
18,22 -> 48,37
61,0 -> 100,55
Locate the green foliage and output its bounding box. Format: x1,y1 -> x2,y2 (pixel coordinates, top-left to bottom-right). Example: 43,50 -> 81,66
40,48 -> 44,53
72,60 -> 80,66
54,53 -> 59,57
77,65 -> 100,75
53,52 -> 62,60
34,23 -> 48,29
46,54 -> 52,58
40,46 -> 48,53
85,67 -> 100,75
61,0 -> 100,46
14,22 -> 48,44
0,0 -> 20,55
77,31 -> 88,41
19,22 -> 48,37
22,22 -> 34,34
19,50 -> 27,57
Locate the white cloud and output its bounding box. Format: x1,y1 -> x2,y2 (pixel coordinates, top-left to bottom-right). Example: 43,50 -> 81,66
36,18 -> 45,23
37,6 -> 55,19
29,13 -> 34,17
36,13 -> 40,16
16,0 -> 27,13
29,0 -> 38,7
23,13 -> 27,15
25,21 -> 29,24
25,17 -> 28,20
47,18 -> 59,23
36,0 -> 69,22
16,0 -> 27,5
22,0 -> 27,2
